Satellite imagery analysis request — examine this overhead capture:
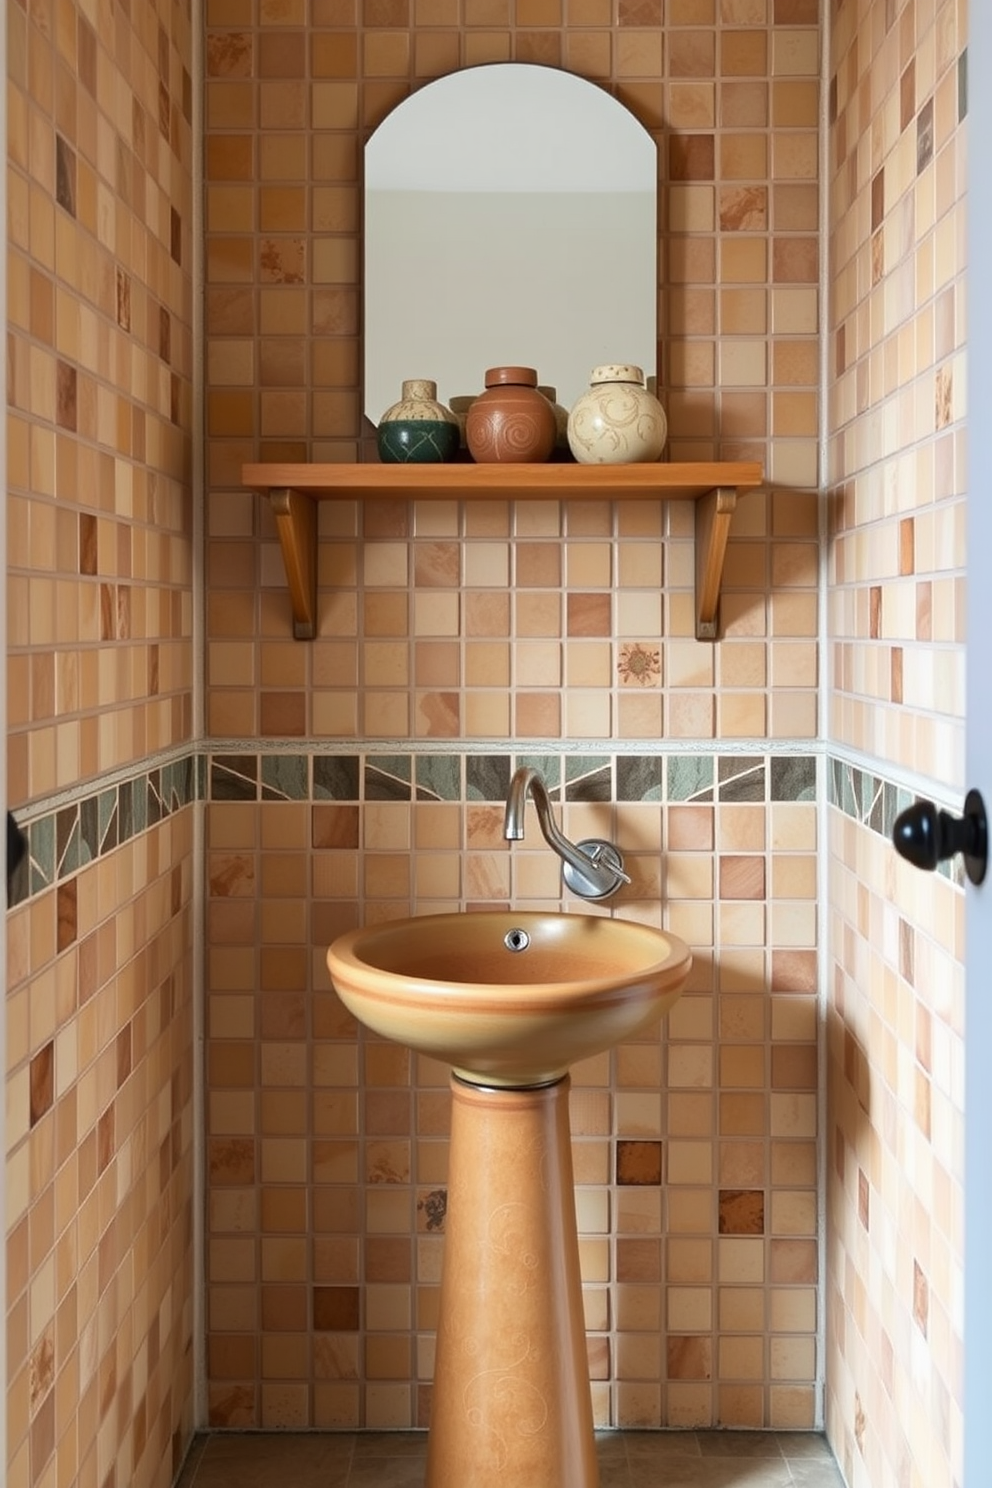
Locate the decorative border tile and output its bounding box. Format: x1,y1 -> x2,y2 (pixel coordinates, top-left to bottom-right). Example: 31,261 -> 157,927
7,746 -> 854,912
827,756 -> 962,884
8,751 -> 201,909
261,754 -> 309,801
313,755 -> 360,801
201,749 -> 818,810
414,755 -> 461,802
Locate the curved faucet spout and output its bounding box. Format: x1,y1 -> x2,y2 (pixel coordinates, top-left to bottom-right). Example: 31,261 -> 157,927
503,766 -> 631,900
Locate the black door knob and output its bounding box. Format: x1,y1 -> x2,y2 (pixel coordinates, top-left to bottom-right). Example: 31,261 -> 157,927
892,788 -> 987,886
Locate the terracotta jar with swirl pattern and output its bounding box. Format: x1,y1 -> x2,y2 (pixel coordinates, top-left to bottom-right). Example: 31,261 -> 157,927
466,366 -> 556,464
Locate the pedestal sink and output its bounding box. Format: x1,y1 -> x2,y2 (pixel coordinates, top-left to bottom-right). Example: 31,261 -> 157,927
326,911 -> 692,1488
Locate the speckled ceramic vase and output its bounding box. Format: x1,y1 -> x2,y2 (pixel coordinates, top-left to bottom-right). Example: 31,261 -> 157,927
377,378 -> 460,463
566,363 -> 668,465
466,366 -> 557,464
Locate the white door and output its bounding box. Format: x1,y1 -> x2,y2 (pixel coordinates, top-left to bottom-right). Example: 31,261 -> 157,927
965,8 -> 992,1483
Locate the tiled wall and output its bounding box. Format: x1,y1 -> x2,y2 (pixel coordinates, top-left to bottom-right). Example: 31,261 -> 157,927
5,0 -> 198,1482
204,0 -> 825,1431
825,1 -> 967,1486
7,0 -> 971,1474
206,744 -> 820,1430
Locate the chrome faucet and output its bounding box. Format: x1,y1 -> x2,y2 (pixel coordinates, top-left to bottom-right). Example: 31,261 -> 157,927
503,765 -> 631,900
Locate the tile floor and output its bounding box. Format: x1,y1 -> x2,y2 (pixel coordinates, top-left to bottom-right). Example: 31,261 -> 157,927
176,1429 -> 846,1488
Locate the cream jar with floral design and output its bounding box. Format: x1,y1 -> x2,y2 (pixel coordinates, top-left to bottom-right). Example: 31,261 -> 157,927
566,364 -> 667,465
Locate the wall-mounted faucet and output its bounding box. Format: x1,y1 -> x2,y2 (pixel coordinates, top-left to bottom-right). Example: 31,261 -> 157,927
503,765 -> 631,901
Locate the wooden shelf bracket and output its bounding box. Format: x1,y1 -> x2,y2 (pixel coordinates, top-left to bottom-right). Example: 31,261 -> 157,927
694,487 -> 738,641
244,462 -> 764,641
270,487 -> 318,640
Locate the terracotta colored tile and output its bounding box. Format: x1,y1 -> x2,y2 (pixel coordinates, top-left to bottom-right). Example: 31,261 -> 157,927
261,1284 -> 307,1332
669,133 -> 715,180
667,1336 -> 712,1379
773,80 -> 818,128
206,32 -> 253,76
618,0 -> 662,21
722,29 -> 767,75
720,1093 -> 766,1137
669,31 -> 715,76
567,593 -> 611,636
311,805 -> 360,849
208,1385 -> 257,1427
56,361 -> 77,430
718,1189 -> 765,1234
617,1140 -> 663,1185
772,237 -> 818,282
917,98 -> 934,172
769,1238 -> 817,1283
719,855 -> 766,899
29,1043 -> 54,1126
770,952 -> 816,993
56,880 -> 77,951
774,0 -> 817,17
719,1141 -> 766,1188
770,1045 -> 817,1088
720,186 -> 767,231
721,80 -> 768,126
516,31 -> 562,65
617,1238 -> 661,1282
516,542 -> 562,587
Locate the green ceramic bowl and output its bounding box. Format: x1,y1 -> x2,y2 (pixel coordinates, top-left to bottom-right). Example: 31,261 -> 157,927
377,419 -> 459,463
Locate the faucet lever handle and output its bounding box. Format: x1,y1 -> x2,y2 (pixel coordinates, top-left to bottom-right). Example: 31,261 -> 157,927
583,840 -> 632,885
561,838 -> 631,898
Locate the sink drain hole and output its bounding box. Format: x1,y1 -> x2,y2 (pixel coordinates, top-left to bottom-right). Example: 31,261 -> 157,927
504,928 -> 531,952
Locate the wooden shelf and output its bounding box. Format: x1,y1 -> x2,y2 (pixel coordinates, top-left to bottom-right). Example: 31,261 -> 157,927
241,460 -> 764,641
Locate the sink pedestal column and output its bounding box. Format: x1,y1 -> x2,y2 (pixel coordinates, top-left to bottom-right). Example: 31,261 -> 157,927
425,1073 -> 598,1488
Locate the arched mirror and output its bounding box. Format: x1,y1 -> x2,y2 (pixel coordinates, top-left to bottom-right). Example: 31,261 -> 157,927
364,64 -> 658,425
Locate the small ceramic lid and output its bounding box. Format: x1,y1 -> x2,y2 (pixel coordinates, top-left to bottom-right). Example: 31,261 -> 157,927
589,364 -> 644,385
484,366 -> 539,388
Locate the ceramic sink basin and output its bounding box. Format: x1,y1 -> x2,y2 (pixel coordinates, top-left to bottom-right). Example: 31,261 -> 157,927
326,910 -> 692,1087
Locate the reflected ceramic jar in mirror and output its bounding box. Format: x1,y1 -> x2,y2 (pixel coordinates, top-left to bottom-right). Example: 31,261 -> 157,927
466,366 -> 557,464
538,385 -> 570,459
447,394 -> 476,452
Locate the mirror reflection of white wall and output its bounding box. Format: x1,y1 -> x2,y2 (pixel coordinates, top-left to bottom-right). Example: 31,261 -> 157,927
364,64 -> 658,425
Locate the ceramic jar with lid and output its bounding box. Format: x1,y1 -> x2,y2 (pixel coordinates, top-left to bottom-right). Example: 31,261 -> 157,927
377,379 -> 460,463
537,385 -> 570,459
566,364 -> 667,465
447,394 -> 477,452
465,366 -> 557,464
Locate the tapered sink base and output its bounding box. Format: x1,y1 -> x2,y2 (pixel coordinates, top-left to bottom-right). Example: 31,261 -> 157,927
426,1074 -> 598,1488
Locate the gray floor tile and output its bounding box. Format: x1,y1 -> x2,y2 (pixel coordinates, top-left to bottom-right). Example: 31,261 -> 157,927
629,1459 -> 793,1488
698,1431 -> 787,1457
346,1458 -> 425,1488
191,1433 -> 354,1488
598,1460 -> 634,1488
172,1428 -> 845,1488
790,1462 -> 848,1487
775,1433 -> 838,1461
595,1430 -> 630,1463
626,1428 -> 703,1459
175,1436 -> 209,1488
351,1431 -> 428,1459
